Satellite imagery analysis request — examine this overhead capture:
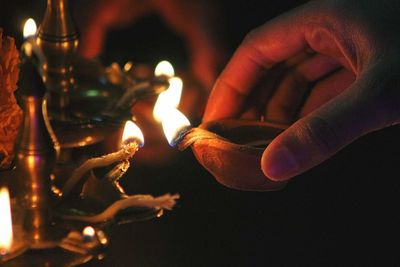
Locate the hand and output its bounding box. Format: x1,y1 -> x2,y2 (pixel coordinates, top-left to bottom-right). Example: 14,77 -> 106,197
203,0 -> 400,184
78,0 -> 227,89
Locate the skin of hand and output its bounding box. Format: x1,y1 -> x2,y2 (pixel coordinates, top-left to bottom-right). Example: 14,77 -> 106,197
203,0 -> 400,186
78,0 -> 227,90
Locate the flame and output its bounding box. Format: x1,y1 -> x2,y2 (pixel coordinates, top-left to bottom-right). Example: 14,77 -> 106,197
161,108 -> 191,146
153,77 -> 183,122
123,61 -> 133,72
122,120 -> 144,147
154,60 -> 175,77
82,226 -> 95,238
23,18 -> 37,39
0,187 -> 13,252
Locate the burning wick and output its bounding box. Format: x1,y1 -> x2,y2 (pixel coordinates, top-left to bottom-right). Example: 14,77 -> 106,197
62,120 -> 144,198
21,18 -> 41,60
82,226 -> 96,241
159,107 -> 220,151
23,18 -> 37,39
0,187 -> 13,255
154,60 -> 175,78
114,60 -> 174,109
153,77 -> 183,122
161,108 -> 192,146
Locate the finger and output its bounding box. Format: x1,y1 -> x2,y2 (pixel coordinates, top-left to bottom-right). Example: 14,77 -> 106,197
261,70 -> 391,181
300,69 -> 355,117
265,54 -> 341,123
203,11 -> 308,122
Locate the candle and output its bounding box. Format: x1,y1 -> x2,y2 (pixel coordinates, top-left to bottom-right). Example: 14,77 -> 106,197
0,187 -> 13,255
61,120 -> 144,198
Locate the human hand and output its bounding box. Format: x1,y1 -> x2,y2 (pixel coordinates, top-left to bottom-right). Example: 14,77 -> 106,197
203,0 -> 400,184
78,0 -> 227,89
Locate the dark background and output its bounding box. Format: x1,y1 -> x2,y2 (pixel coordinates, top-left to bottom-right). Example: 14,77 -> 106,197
1,0 -> 400,266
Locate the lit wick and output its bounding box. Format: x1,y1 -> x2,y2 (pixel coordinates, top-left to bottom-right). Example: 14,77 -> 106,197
161,108 -> 192,147
61,120 -> 144,198
114,60 -> 175,110
153,77 -> 183,122
21,18 -> 42,61
0,187 -> 28,262
159,107 -> 225,151
0,187 -> 13,255
23,18 -> 37,40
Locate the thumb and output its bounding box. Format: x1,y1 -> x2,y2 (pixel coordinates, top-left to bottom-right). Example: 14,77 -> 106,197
261,73 -> 393,181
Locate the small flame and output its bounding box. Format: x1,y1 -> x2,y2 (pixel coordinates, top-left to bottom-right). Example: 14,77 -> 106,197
153,77 -> 183,122
123,61 -> 133,72
161,108 -> 191,146
154,60 -> 175,77
82,226 -> 96,238
122,120 -> 144,147
0,187 -> 13,252
23,18 -> 37,39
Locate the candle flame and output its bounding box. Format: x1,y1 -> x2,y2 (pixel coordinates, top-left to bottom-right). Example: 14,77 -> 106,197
0,187 -> 13,252
23,18 -> 37,39
122,120 -> 144,147
154,60 -> 175,77
161,108 -> 191,146
153,77 -> 183,122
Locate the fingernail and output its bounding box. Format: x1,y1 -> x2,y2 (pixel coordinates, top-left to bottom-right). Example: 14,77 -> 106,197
263,146 -> 299,181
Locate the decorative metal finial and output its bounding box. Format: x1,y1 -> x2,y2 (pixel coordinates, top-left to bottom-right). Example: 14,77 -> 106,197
36,0 -> 79,111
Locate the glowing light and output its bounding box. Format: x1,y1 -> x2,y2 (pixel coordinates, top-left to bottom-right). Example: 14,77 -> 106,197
23,18 -> 37,39
161,108 -> 191,146
0,187 -> 13,253
154,60 -> 175,77
82,226 -> 96,238
153,77 -> 183,122
122,120 -> 144,147
123,61 -> 133,72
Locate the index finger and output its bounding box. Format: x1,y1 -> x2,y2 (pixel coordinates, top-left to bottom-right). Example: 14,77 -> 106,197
203,9 -> 308,122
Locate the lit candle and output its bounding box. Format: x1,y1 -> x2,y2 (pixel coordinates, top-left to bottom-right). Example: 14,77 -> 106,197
61,120 -> 144,198
0,187 -> 13,255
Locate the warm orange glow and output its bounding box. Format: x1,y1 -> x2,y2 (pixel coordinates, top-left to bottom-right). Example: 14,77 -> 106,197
23,18 -> 37,39
0,187 -> 13,252
154,60 -> 175,77
153,77 -> 183,122
122,120 -> 144,147
161,108 -> 191,146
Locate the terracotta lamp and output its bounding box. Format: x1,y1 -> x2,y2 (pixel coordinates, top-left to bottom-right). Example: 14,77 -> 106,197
161,110 -> 288,191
